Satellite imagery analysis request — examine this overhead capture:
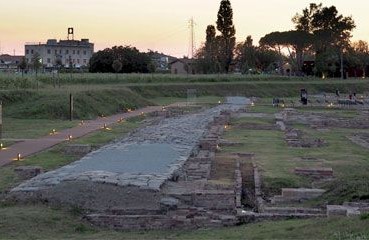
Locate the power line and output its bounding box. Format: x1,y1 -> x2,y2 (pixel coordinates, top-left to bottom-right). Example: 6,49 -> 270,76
145,24 -> 188,53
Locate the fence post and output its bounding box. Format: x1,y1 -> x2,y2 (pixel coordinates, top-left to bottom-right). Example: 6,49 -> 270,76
69,94 -> 74,121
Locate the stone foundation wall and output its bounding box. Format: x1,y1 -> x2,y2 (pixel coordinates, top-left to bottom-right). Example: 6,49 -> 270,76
86,208 -> 238,230
235,161 -> 242,209
169,190 -> 236,211
272,188 -> 325,204
63,144 -> 92,157
294,167 -> 333,179
9,181 -> 162,211
238,211 -> 325,224
327,202 -> 369,217
14,166 -> 44,180
199,138 -> 219,151
253,164 -> 265,212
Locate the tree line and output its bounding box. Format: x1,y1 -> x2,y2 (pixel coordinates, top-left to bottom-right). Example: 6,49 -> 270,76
89,46 -> 154,73
196,1 -> 369,78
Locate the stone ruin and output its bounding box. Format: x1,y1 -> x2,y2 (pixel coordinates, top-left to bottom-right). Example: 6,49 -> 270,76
238,106 -> 366,222
63,144 -> 92,157
7,98 -> 367,230
348,134 -> 369,150
14,166 -> 44,180
294,167 -> 333,179
271,188 -> 326,204
84,110 -> 241,229
274,109 -> 327,148
327,202 -> 369,217
282,109 -> 369,130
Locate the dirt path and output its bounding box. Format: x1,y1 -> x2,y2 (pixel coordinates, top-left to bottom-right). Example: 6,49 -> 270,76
0,106 -> 162,167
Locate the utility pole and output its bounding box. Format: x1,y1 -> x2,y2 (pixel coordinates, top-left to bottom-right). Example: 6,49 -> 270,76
188,18 -> 196,59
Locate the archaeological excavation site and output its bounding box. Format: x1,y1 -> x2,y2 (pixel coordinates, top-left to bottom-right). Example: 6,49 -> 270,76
4,96 -> 369,233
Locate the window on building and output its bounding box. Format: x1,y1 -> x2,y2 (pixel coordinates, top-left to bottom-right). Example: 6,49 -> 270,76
47,49 -> 51,54
77,59 -> 80,64
66,50 -> 69,54
83,50 -> 87,55
73,50 -> 75,54
59,50 -> 62,54
31,50 -> 34,54
47,58 -> 51,63
26,49 -> 29,54
77,50 -> 80,55
83,59 -> 87,64
55,50 -> 58,54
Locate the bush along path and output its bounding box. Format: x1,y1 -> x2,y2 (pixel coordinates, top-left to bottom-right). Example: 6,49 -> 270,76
0,106 -> 162,167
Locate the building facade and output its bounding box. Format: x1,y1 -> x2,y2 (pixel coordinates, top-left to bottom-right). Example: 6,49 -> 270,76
25,38 -> 94,68
170,58 -> 196,75
0,54 -> 23,71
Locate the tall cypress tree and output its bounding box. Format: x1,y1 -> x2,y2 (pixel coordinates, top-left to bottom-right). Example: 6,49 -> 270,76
205,25 -> 217,73
216,0 -> 236,73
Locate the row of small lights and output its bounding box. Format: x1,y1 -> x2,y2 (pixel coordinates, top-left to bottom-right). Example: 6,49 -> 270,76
322,75 -> 366,80
218,100 -> 257,107
0,143 -> 21,161
0,141 -> 21,161
4,113 -> 131,162
249,100 -> 338,108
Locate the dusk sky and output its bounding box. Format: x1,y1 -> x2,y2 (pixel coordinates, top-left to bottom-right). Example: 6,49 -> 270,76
1,0 -> 368,57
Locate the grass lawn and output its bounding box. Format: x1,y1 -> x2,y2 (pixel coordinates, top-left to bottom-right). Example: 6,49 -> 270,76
2,118 -> 79,140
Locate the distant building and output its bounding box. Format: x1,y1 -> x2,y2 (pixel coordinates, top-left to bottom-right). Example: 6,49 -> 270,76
25,31 -> 94,68
170,58 -> 197,75
148,51 -> 176,72
0,54 -> 23,71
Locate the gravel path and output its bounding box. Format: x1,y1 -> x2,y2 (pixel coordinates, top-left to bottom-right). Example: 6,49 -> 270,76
12,97 -> 249,192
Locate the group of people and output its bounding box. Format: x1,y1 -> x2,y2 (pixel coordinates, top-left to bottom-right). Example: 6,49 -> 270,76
271,89 -> 364,107
336,89 -> 358,101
